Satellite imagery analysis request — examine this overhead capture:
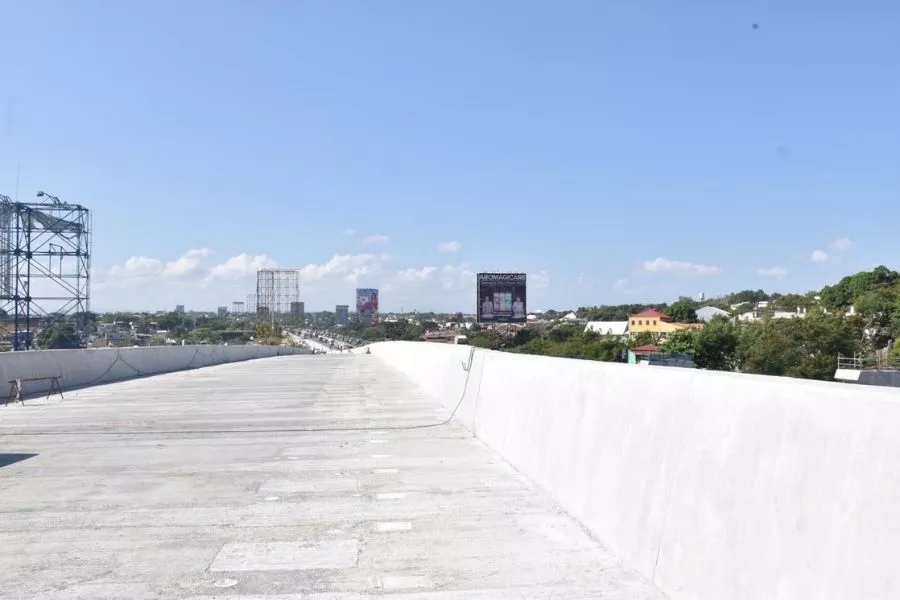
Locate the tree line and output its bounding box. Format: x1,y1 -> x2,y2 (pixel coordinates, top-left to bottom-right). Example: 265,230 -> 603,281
468,266 -> 900,381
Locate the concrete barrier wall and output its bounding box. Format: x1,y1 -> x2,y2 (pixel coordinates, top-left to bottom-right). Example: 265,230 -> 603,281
369,341 -> 900,600
0,345 -> 309,396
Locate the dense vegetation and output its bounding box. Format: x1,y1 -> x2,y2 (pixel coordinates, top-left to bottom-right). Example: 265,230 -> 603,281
33,311 -> 292,349
336,319 -> 428,342
32,266 -> 900,383
466,266 -> 900,382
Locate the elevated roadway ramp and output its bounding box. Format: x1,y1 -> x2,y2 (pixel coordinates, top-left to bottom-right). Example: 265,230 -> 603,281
0,354 -> 664,599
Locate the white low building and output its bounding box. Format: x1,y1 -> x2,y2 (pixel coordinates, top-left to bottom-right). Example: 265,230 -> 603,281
584,321 -> 629,338
737,307 -> 807,322
696,306 -> 730,322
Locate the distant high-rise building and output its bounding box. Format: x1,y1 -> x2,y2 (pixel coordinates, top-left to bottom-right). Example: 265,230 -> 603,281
217,306 -> 228,317
335,304 -> 349,326
231,301 -> 245,315
175,304 -> 185,314
355,288 -> 379,325
291,301 -> 305,324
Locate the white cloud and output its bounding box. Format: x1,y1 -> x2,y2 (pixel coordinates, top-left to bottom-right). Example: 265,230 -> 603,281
758,266 -> 789,278
810,249 -> 829,262
395,266 -> 437,283
297,253 -> 391,286
530,270 -> 551,289
642,257 -> 722,276
98,248 -> 556,314
109,248 -> 215,284
361,234 -> 390,246
108,256 -> 163,280
342,228 -> 356,236
613,278 -> 629,291
437,240 -> 462,253
207,253 -> 278,281
829,238 -> 854,251
99,251 -> 405,311
163,247 -> 212,277
439,263 -> 475,291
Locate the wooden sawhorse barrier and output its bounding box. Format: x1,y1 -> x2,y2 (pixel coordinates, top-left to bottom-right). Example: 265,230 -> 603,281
5,376 -> 64,406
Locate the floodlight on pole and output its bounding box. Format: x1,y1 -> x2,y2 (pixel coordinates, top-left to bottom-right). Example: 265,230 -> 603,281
36,190 -> 62,204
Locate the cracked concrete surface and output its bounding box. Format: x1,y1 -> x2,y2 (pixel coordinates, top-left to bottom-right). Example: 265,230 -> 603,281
0,354 -> 666,599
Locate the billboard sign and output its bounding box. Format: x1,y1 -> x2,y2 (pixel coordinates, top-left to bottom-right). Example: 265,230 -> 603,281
355,288 -> 379,324
477,273 -> 527,323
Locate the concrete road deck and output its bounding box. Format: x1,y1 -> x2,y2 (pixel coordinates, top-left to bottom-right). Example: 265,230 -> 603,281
0,355 -> 665,599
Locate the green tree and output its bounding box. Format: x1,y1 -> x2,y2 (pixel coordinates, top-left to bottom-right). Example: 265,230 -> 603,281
736,320 -> 800,377
513,327 -> 541,346
513,330 -> 625,363
72,311 -> 99,335
693,317 -> 738,371
774,294 -> 813,312
663,329 -> 697,354
725,289 -> 771,306
548,324 -> 581,343
888,341 -> 900,364
736,311 -> 858,380
854,290 -> 898,351
37,322 -> 81,349
256,321 -> 278,344
359,326 -> 384,341
664,298 -> 698,323
893,301 -> 900,340
629,331 -> 654,348
158,312 -> 191,336
401,322 -> 423,341
515,336 -> 554,356
819,266 -> 900,309
578,304 -> 666,322
589,336 -> 627,362
469,330 -> 501,349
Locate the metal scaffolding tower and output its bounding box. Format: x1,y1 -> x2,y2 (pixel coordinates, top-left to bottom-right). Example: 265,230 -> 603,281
256,269 -> 300,317
0,193 -> 92,350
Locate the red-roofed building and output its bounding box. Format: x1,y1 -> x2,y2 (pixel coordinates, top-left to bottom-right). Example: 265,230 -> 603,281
629,308 -> 703,340
629,343 -> 659,355
632,309 -> 671,322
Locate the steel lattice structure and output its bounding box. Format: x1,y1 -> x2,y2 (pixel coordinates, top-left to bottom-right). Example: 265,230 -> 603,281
256,269 -> 300,317
0,194 -> 92,350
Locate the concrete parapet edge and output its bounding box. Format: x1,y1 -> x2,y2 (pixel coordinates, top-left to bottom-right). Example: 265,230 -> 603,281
368,340 -> 900,600
0,345 -> 310,397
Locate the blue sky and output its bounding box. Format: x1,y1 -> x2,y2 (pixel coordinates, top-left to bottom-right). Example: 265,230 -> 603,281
1,0 -> 898,312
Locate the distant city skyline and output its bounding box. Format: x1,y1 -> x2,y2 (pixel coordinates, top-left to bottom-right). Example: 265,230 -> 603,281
86,247 -> 878,315
2,2 -> 897,313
